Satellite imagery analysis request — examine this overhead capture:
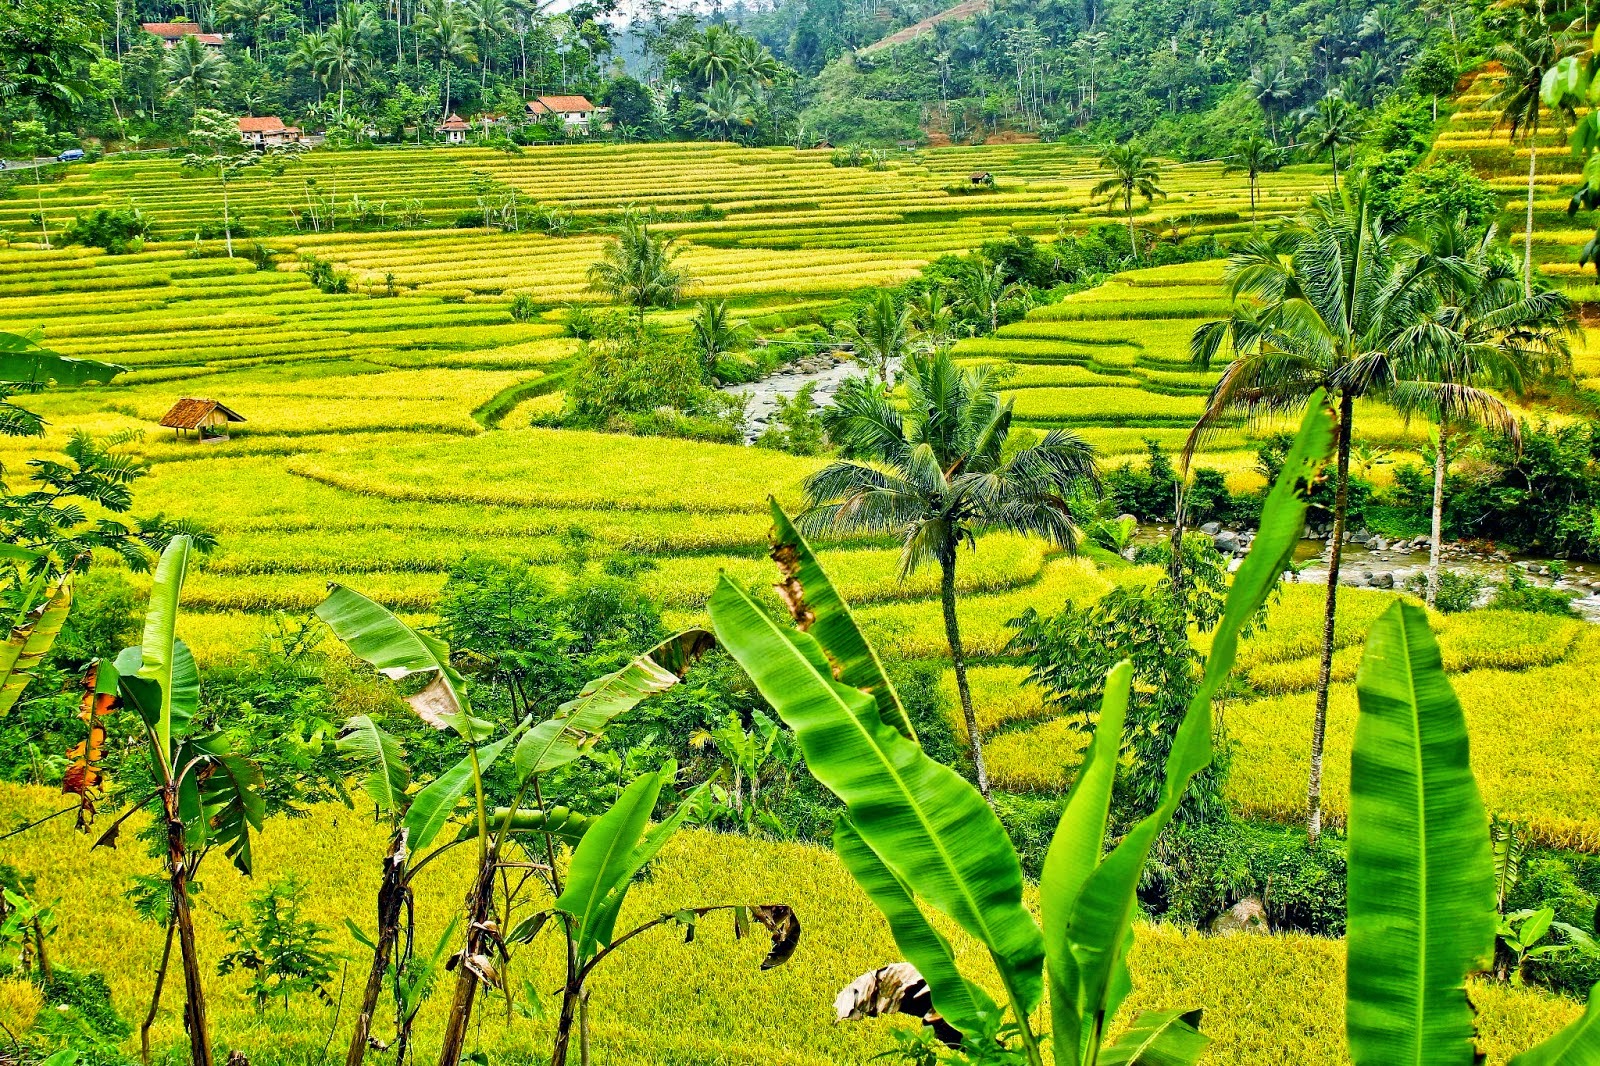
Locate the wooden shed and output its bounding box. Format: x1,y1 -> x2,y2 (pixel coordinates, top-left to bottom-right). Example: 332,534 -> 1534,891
159,398 -> 246,441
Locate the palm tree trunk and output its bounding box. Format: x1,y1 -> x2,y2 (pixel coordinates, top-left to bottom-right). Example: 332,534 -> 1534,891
1125,190 -> 1137,263
436,854 -> 497,1066
1330,144 -> 1340,191
165,787 -> 213,1066
1250,176 -> 1257,224
1307,391 -> 1352,843
1524,138 -> 1538,298
33,163 -> 49,250
1426,424 -> 1448,609
939,548 -> 990,800
345,829 -> 409,1066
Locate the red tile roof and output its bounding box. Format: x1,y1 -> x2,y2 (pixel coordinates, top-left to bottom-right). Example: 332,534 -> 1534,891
159,399 -> 247,430
194,33 -> 225,45
142,22 -> 202,36
436,113 -> 471,131
238,116 -> 288,133
527,95 -> 597,115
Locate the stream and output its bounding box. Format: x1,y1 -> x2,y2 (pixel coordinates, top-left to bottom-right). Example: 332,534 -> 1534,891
722,353 -> 871,444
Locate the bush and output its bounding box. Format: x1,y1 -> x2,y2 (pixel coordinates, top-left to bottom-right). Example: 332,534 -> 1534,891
62,206 -> 152,253
509,291 -> 539,322
1143,821 -> 1348,935
1104,439 -> 1178,521
299,253 -> 350,294
755,383 -> 826,455
564,327 -> 745,442
1489,570 -> 1581,617
1184,467 -> 1238,526
1403,569 -> 1486,613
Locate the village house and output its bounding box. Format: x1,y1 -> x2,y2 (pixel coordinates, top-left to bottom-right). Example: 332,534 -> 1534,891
436,113 -> 471,144
159,398 -> 246,441
237,116 -> 303,149
141,22 -> 226,49
525,95 -> 604,132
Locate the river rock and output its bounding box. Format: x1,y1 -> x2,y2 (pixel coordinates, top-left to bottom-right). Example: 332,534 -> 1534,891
1211,898 -> 1269,935
1213,531 -> 1240,553
1373,571 -> 1395,589
1200,521 -> 1222,536
1353,530 -> 1372,546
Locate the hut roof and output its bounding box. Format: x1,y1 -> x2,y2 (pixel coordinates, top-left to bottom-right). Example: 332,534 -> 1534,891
437,113 -> 471,131
159,398 -> 247,429
142,21 -> 202,36
238,116 -> 289,133
527,95 -> 597,115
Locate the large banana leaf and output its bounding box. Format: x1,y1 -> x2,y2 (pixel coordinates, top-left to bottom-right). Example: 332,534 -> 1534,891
585,778 -> 709,954
111,637 -> 198,746
833,817 -> 1000,1042
1059,393 -> 1335,1059
767,501 -> 913,740
512,629 -> 714,780
709,570 -> 1046,1017
1099,1009 -> 1209,1066
316,584 -> 474,733
337,714 -> 411,815
0,330 -> 123,386
0,576 -> 72,715
555,770 -> 664,963
1040,661 -> 1132,1061
1347,601 -> 1495,1066
136,536 -> 192,758
1511,984 -> 1600,1065
173,733 -> 265,876
401,731 -> 515,851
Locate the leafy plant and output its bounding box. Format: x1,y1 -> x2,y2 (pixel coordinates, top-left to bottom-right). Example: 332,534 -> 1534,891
218,875 -> 340,1012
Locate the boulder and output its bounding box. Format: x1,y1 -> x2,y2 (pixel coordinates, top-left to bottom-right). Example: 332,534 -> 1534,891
1200,521 -> 1222,536
1352,530 -> 1372,546
1211,898 -> 1269,935
1373,571 -> 1396,590
1118,514 -> 1139,527
1372,537 -> 1389,552
1213,531 -> 1240,553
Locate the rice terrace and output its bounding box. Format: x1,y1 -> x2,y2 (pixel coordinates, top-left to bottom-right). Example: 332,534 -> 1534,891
3,1 -> 1600,1064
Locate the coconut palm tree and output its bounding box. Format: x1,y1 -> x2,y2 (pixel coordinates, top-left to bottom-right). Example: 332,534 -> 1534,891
694,81 -> 756,141
323,3 -> 375,117
419,0 -> 477,116
1398,212 -> 1574,605
1188,186 -> 1437,842
801,349 -> 1098,800
1248,64 -> 1293,142
587,212 -> 692,324
684,24 -> 738,90
218,0 -> 279,58
1091,143 -> 1164,263
839,290 -> 913,386
955,260 -> 1023,335
1223,135 -> 1280,224
734,33 -> 785,89
287,32 -> 328,103
1301,92 -> 1362,190
464,0 -> 508,86
908,286 -> 955,348
689,299 -> 750,376
1484,14 -> 1568,297
165,33 -> 226,115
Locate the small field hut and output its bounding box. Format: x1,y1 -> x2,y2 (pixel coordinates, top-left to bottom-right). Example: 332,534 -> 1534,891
159,398 -> 246,441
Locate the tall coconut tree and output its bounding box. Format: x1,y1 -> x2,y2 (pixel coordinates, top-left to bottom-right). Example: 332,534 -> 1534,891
464,0 -> 508,86
1188,186 -> 1436,842
1483,14 -> 1567,297
1223,134 -> 1280,224
1397,211 -> 1574,605
1301,92 -> 1363,190
1248,63 -> 1293,142
165,33 -> 226,115
1090,142 -> 1164,263
420,0 -> 477,115
839,289 -> 913,386
587,212 -> 692,324
684,24 -> 738,90
323,3 -> 375,117
800,348 -> 1099,800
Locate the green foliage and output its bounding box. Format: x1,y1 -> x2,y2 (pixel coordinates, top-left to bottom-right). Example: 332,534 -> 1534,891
1404,569 -> 1486,614
1104,439 -> 1176,521
755,383 -> 826,455
564,327 -> 744,442
508,292 -> 540,322
1489,571 -> 1580,618
1143,821 -> 1347,935
300,253 -> 352,294
61,207 -> 151,254
218,875 -> 341,1012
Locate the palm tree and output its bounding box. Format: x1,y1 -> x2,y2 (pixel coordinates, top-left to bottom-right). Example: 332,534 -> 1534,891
1188,186 -> 1437,842
689,299 -> 749,375
1091,143 -> 1164,263
694,81 -> 756,141
908,286 -> 955,348
839,290 -> 913,386
1223,135 -> 1279,224
323,4 -> 375,117
288,32 -> 328,103
587,212 -> 692,324
1484,16 -> 1567,297
1398,212 -> 1574,605
465,0 -> 508,86
1301,93 -> 1362,190
685,24 -> 738,90
734,33 -> 784,89
1248,64 -> 1293,142
419,0 -> 477,116
800,349 -> 1100,800
165,34 -> 226,115
956,260 -> 1022,335
218,0 -> 278,58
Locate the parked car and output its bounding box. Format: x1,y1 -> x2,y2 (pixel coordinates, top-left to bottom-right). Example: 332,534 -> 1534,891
57,149 -> 84,163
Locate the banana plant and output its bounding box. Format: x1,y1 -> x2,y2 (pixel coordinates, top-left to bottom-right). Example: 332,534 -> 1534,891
506,765 -> 800,1066
1347,601 -> 1600,1066
89,536 -> 264,1066
316,584 -> 715,1066
707,394 -> 1337,1065
0,559 -> 71,716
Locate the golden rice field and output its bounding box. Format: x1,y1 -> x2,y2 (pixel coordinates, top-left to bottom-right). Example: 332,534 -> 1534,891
1,140 -> 1597,1062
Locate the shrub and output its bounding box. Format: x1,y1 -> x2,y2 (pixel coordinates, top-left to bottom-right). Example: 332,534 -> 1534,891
755,383 -> 826,455
1185,467 -> 1238,526
299,253 -> 350,294
218,875 -> 340,1012
509,292 -> 540,322
1143,822 -> 1348,935
564,327 -> 745,441
1489,570 -> 1580,617
1403,569 -> 1486,613
62,207 -> 152,253
1104,439 -> 1177,521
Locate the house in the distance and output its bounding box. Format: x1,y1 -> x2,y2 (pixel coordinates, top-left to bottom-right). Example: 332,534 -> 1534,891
142,22 -> 225,49
436,113 -> 471,144
159,398 -> 247,442
526,95 -> 603,132
237,116 -> 303,149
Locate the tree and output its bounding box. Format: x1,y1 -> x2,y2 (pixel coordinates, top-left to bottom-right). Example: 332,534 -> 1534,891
1485,15 -> 1566,296
839,290 -> 912,386
908,286 -> 955,348
683,24 -> 738,89
694,81 -> 756,141
1223,135 -> 1279,224
183,108 -> 259,257
323,2 -> 376,117
1189,186 -> 1435,841
689,299 -> 750,376
0,0 -> 100,122
165,33 -> 227,115
1248,64 -> 1293,142
1091,143 -> 1164,263
1302,93 -> 1362,190
218,0 -> 279,59
464,0 -> 508,87
419,0 -> 477,115
801,349 -> 1099,799
11,121 -> 54,251
955,259 -> 1022,335
586,212 -> 692,324
1398,213 -> 1573,606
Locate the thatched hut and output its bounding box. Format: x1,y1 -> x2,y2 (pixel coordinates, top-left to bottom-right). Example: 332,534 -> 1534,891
159,398 -> 246,441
